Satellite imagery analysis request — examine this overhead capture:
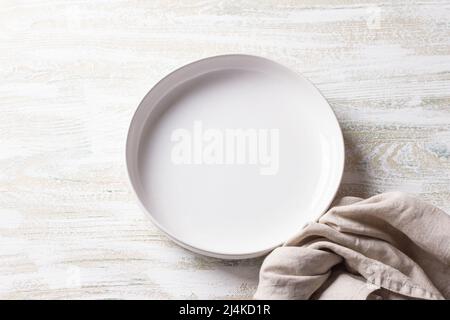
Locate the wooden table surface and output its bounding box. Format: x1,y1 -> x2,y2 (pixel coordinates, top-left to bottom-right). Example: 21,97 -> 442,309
0,0 -> 449,299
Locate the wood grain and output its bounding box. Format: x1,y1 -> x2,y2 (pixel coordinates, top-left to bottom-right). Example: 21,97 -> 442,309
0,0 -> 449,299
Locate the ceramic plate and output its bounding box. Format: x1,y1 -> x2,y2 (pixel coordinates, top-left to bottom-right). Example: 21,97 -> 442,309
126,55 -> 344,259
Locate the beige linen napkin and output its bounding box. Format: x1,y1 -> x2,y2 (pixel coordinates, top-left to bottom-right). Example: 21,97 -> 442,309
254,192 -> 450,300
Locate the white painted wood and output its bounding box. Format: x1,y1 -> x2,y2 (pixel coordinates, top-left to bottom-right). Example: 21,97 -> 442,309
0,0 -> 449,299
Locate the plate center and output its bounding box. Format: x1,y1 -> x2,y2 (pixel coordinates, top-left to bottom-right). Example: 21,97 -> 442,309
136,67 -> 335,255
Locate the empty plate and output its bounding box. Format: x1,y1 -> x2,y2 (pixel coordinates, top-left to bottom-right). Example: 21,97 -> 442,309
126,55 -> 344,259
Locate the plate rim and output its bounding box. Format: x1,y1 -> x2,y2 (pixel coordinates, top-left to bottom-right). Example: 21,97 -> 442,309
125,54 -> 345,259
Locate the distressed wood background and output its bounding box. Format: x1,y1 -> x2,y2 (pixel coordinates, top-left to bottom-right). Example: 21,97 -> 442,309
0,0 -> 449,299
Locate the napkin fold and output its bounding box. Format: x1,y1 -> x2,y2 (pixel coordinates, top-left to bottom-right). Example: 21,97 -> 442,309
254,192 -> 450,300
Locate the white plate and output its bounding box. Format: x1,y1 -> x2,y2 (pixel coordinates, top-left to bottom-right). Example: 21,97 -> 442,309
126,55 -> 344,259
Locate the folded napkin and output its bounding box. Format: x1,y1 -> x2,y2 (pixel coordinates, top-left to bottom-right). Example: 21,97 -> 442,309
254,192 -> 450,300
